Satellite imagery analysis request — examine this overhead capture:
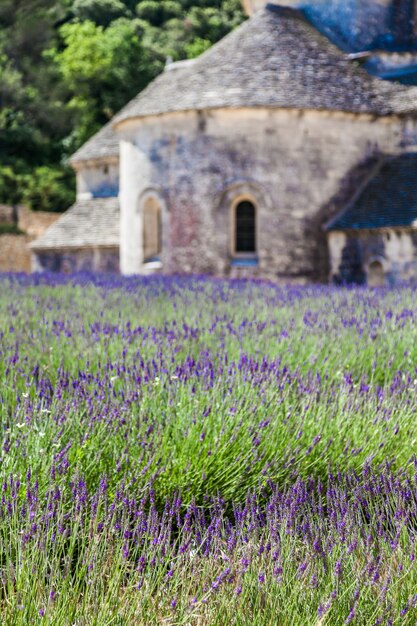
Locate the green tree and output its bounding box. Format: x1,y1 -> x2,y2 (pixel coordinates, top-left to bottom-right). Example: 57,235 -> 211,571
21,166 -> 75,212
48,18 -> 162,142
185,36 -> 212,58
72,0 -> 129,26
0,0 -> 244,212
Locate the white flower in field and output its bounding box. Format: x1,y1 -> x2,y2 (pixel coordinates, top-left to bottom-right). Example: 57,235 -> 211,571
153,377 -> 160,386
22,393 -> 29,398
171,375 -> 178,380
110,376 -> 118,382
41,409 -> 51,414
38,432 -> 45,438
16,422 -> 25,429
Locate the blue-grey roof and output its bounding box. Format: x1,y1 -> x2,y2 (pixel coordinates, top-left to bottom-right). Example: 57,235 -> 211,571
326,153 -> 417,231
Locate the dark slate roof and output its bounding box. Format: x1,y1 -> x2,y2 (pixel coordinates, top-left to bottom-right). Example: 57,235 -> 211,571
70,122 -> 119,165
326,153 -> 417,231
30,198 -> 119,250
113,6 -> 417,125
365,52 -> 417,84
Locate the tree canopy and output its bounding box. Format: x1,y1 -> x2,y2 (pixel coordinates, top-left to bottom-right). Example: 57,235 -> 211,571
0,0 -> 244,211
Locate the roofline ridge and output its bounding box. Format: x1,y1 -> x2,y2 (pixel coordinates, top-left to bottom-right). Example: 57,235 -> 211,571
324,155 -> 387,231
265,3 -> 306,20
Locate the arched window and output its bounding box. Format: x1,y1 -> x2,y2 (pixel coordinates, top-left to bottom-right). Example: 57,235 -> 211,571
368,259 -> 385,287
143,196 -> 161,262
235,200 -> 256,254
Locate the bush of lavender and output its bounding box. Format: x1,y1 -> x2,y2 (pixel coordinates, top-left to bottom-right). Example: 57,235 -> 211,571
1,273 -> 417,624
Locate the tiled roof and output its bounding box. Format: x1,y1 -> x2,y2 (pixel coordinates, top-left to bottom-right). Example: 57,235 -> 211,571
70,122 -> 119,165
113,6 -> 417,125
326,153 -> 417,231
365,52 -> 417,84
30,198 -> 119,250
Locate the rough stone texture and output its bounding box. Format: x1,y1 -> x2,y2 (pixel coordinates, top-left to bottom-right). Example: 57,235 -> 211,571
32,247 -> 119,274
70,122 -> 119,165
243,1 -> 417,52
119,107 -> 406,282
328,229 -> 417,285
37,1 -> 417,281
32,198 -> 119,251
0,208 -> 60,272
75,161 -> 119,200
31,198 -> 120,273
17,207 -> 60,237
0,205 -> 59,233
0,235 -> 34,273
114,7 -> 417,127
0,205 -> 18,225
327,152 -> 417,230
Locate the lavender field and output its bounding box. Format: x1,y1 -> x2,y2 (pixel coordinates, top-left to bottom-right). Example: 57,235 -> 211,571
2,273 -> 417,625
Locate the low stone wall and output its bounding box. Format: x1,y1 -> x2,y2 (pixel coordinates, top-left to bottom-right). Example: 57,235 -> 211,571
0,235 -> 34,273
328,228 -> 417,285
33,247 -> 120,274
0,206 -> 60,273
18,207 -> 59,237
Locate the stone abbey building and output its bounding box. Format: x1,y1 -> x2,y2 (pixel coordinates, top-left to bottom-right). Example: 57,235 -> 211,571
32,0 -> 417,285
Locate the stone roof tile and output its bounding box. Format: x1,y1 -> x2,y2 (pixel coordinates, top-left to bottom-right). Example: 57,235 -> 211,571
326,153 -> 417,230
113,6 -> 417,125
70,122 -> 119,165
30,198 -> 119,249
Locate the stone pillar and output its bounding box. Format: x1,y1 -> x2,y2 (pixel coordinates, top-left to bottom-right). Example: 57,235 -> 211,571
119,137 -> 150,275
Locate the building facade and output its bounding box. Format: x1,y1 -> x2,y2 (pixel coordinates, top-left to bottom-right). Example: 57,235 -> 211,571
32,0 -> 417,285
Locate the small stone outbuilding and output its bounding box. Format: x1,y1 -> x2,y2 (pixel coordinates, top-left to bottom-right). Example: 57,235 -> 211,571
31,123 -> 120,273
327,152 -> 417,286
32,0 -> 417,285
0,205 -> 59,273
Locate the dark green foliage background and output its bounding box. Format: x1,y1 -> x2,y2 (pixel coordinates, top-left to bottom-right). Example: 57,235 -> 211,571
0,0 -> 244,212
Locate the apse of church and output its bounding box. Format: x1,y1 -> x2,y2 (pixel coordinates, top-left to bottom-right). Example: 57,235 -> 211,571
32,0 -> 417,285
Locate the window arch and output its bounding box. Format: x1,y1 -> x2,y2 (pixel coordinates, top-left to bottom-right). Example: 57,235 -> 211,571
143,196 -> 162,262
234,200 -> 256,255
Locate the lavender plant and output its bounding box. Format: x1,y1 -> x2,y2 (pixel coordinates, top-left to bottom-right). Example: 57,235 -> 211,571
1,273 -> 417,624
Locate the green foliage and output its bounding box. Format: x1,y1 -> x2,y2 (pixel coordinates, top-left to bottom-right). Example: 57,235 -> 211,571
0,223 -> 23,235
0,1 -> 245,211
48,18 -> 161,137
185,36 -> 213,58
21,166 -> 75,212
0,164 -> 75,212
0,167 -> 23,205
1,281 -> 417,624
72,0 -> 129,26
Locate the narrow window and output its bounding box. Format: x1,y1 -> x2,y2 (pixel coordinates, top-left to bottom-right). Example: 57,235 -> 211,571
368,260 -> 384,287
235,200 -> 256,254
143,197 -> 161,262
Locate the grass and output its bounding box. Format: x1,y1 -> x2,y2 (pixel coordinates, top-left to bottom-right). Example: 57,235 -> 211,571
1,273 -> 417,624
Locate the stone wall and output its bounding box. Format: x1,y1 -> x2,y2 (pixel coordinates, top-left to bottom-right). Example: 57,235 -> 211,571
0,235 -> 33,273
32,247 -> 120,274
75,160 -> 119,200
17,207 -> 60,237
0,205 -> 18,225
118,107 -> 404,282
0,207 -> 60,273
328,228 -> 417,285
